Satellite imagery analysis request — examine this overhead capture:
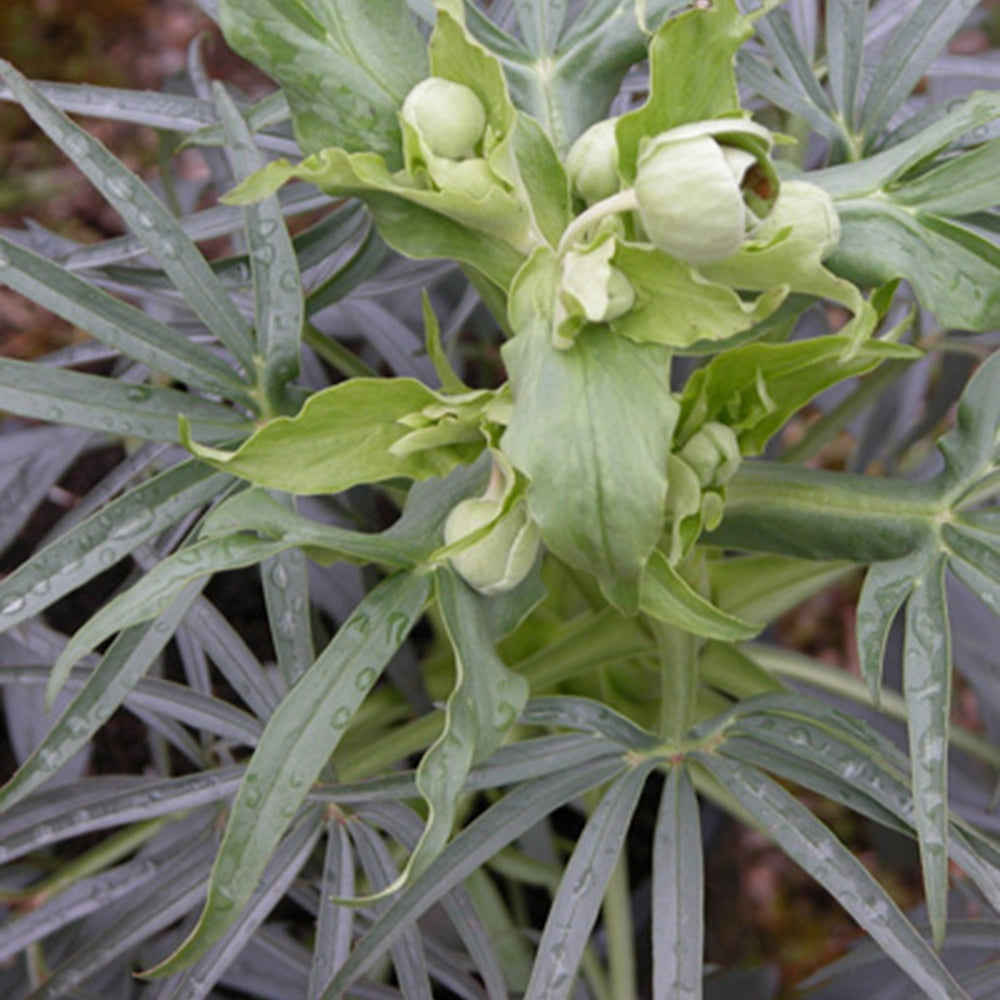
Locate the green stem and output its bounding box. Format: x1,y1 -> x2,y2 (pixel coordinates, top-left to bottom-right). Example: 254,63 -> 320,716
710,460 -> 942,562
558,189 -> 639,254
302,321 -> 379,379
650,617 -> 699,741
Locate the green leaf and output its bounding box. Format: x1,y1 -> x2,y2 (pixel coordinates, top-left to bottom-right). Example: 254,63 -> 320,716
944,521 -> 1000,618
0,461 -> 225,633
855,549 -> 927,705
697,754 -> 969,1000
858,0 -> 985,146
319,755 -> 628,999
824,0 -> 866,135
182,378 -> 490,495
0,235 -> 253,407
214,83 -> 303,413
893,137 -> 1000,218
678,334 -> 917,456
0,60 -> 257,375
610,241 -> 787,350
708,553 -> 855,627
828,202 -> 1000,332
147,570 -> 431,978
0,583 -> 205,812
616,0 -> 749,181
640,551 -> 760,642
501,292 -> 675,612
902,554 -> 951,948
46,535 -> 290,703
652,767 -> 703,1000
218,0 -> 426,162
523,763 -> 654,1000
370,569 -> 528,895
0,359 -> 251,444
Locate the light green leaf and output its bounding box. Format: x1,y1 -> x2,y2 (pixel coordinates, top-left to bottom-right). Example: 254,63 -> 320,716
697,754 -> 969,1000
147,570 -> 431,978
825,0 -> 867,135
944,521 -> 1000,618
182,378 -> 490,495
501,287 -> 675,612
610,241 -> 787,350
0,359 -> 251,444
678,334 -> 918,456
616,0 -> 750,181
640,551 -> 759,642
652,767 -> 703,1000
524,762 -> 654,1000
218,0 -> 426,162
893,137 -> 1000,218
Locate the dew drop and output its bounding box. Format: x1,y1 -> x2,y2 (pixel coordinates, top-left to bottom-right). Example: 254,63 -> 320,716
270,564 -> 289,589
47,405 -> 65,421
126,386 -> 151,403
30,579 -> 51,597
1,595 -> 25,616
244,787 -> 261,808
216,887 -> 236,910
354,667 -> 377,691
98,548 -> 117,567
330,706 -> 351,729
106,176 -> 136,200
63,132 -> 90,158
288,772 -> 306,789
135,211 -> 156,230
38,748 -> 61,771
108,508 -> 155,540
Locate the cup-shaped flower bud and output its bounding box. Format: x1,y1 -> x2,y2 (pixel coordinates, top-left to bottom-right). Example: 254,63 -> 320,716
677,421 -> 740,489
401,77 -> 487,160
634,119 -> 778,264
754,179 -> 841,259
426,156 -> 496,200
565,119 -> 620,204
444,496 -> 542,596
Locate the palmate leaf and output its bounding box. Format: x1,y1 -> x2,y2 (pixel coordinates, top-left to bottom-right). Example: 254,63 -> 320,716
319,754 -> 628,999
523,761 -> 655,1000
147,571 -> 431,978
695,754 -> 970,1000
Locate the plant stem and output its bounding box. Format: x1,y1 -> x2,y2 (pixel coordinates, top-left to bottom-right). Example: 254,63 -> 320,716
651,617 -> 699,741
558,189 -> 639,254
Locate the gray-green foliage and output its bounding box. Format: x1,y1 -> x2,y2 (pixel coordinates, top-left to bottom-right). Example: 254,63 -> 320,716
0,1 -> 999,998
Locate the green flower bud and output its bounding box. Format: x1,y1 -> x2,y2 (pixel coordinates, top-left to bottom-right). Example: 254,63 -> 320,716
444,496 -> 541,596
677,422 -> 740,488
565,119 -> 620,204
634,119 -> 778,264
401,78 -> 487,160
426,156 -> 495,200
754,179 -> 840,258
561,239 -> 635,327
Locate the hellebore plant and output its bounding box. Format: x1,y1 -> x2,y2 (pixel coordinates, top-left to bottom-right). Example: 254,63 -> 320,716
0,1 -> 1000,998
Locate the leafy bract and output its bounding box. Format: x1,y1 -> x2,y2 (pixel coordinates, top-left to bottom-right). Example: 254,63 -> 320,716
502,255 -> 675,611
218,0 -> 427,162
616,0 -> 750,181
182,378 -> 496,495
678,334 -> 919,454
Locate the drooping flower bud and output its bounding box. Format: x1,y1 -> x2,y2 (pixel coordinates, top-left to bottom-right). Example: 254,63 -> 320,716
561,238 -> 635,327
633,119 -> 778,264
401,78 -> 487,160
444,495 -> 541,596
565,119 -> 621,205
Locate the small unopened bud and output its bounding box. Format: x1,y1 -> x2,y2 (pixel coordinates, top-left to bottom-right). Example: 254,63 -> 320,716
444,496 -> 541,596
565,119 -> 620,205
401,78 -> 487,160
677,422 -> 740,488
